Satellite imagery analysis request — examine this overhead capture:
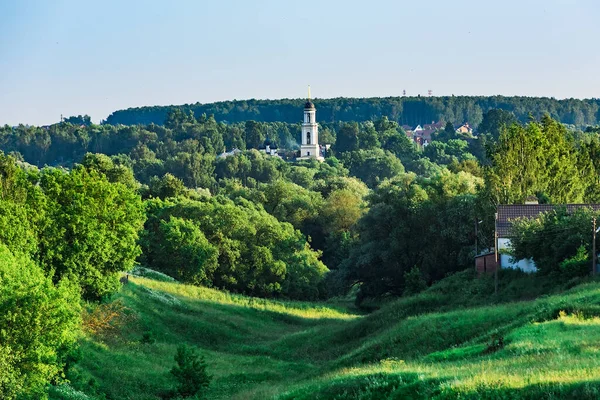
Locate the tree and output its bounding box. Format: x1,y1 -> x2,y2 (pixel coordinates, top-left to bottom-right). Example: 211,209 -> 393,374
63,114 -> 92,126
244,120 -> 265,149
141,196 -> 328,300
0,245 -> 81,399
334,122 -> 359,153
358,123 -> 380,150
340,170 -> 482,302
342,149 -> 404,188
510,207 -> 597,276
170,345 -> 211,398
39,166 -> 145,300
150,217 -> 218,285
485,116 -> 585,205
80,152 -> 138,189
146,173 -> 187,199
478,109 -> 517,141
436,121 -> 458,141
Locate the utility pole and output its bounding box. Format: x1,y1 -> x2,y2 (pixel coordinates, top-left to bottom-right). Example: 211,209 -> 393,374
593,217 -> 597,276
494,213 -> 499,295
475,219 -> 483,255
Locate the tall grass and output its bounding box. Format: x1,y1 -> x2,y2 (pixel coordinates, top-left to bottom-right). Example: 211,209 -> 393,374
56,272 -> 600,400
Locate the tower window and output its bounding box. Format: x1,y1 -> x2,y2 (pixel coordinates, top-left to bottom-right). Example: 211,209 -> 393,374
306,132 -> 311,144
308,114 -> 311,123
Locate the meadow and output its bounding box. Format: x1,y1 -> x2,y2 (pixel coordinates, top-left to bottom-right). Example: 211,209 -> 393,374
49,270 -> 600,399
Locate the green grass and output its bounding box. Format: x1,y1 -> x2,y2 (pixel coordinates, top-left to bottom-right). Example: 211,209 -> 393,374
59,271 -> 600,399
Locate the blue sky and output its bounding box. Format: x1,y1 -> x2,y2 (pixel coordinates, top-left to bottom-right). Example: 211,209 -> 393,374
1,0 -> 598,125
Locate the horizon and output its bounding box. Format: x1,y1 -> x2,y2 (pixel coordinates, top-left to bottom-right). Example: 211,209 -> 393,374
2,0 -> 599,126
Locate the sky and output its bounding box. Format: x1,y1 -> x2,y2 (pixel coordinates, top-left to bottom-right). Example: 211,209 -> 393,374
1,0 -> 599,126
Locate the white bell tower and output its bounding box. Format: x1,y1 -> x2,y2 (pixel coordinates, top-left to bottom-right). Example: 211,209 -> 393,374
298,85 -> 324,161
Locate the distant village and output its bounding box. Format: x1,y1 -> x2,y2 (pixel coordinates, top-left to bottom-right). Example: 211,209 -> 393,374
403,121 -> 473,147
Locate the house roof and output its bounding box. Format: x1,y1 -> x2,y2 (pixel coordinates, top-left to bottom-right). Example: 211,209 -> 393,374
423,121 -> 444,130
497,204 -> 600,237
415,129 -> 435,140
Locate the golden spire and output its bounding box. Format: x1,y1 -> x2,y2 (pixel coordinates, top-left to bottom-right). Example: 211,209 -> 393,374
307,85 -> 311,100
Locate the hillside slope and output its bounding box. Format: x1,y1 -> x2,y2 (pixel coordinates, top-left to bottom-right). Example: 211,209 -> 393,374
57,273 -> 600,399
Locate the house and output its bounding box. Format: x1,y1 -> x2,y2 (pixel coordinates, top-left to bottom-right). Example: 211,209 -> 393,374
258,135 -> 280,157
217,148 -> 242,158
495,202 -> 600,272
423,121 -> 445,131
455,123 -> 473,135
413,129 -> 435,147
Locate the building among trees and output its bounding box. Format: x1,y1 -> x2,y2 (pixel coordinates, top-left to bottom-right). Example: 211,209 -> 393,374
495,202 -> 600,272
298,87 -> 324,161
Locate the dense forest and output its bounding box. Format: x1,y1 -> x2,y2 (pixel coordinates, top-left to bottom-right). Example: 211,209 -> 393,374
104,96 -> 600,128
2,104 -> 600,398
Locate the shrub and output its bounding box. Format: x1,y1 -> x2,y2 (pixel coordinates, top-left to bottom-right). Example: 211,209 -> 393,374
560,246 -> 590,278
403,266 -> 427,296
0,245 -> 81,399
141,330 -> 156,345
170,345 -> 211,398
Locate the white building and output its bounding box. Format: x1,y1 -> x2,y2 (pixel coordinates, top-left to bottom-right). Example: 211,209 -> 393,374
496,203 -> 600,272
297,89 -> 324,161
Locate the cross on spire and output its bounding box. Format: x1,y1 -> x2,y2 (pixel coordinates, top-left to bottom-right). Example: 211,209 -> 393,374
307,85 -> 311,100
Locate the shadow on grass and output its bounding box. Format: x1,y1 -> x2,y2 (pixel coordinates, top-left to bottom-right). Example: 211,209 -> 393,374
278,371 -> 600,400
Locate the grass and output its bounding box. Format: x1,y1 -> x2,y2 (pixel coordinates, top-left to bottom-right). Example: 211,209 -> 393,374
57,270 -> 600,399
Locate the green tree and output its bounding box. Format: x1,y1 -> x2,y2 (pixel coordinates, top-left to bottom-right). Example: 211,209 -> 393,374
170,345 -> 211,398
478,109 -> 517,141
342,149 -> 404,188
334,122 -> 359,153
39,167 -> 145,300
510,207 -> 597,276
244,121 -> 265,149
0,245 -> 81,399
144,217 -> 218,285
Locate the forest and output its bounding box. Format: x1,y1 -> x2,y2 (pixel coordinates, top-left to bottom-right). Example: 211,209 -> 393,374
103,96 -> 600,128
2,103 -> 600,398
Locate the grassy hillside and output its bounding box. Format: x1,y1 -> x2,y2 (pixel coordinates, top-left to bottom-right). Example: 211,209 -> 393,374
55,272 -> 600,399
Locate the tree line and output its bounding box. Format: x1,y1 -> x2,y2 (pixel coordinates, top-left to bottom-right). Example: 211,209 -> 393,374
104,96 -> 600,128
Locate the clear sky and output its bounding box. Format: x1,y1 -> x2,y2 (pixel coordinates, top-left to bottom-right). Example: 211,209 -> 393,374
1,0 -> 599,126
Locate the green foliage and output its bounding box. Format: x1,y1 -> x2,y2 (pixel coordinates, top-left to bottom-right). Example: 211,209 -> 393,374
39,166 -> 145,300
342,170 -> 483,301
0,245 -> 81,399
486,115 -> 588,204
66,269 -> 600,400
477,108 -> 517,141
153,217 -> 218,285
341,148 -> 404,188
403,266 -> 427,296
170,345 -> 211,398
510,207 -> 597,276
103,96 -> 600,128
140,196 -> 328,300
560,246 -> 591,279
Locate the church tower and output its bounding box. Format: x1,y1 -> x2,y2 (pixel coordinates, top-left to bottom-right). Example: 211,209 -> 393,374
298,86 -> 324,161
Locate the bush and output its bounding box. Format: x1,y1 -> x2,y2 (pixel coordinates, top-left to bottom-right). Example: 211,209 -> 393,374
0,245 -> 81,399
170,345 -> 211,398
403,266 -> 428,296
560,246 -> 590,278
